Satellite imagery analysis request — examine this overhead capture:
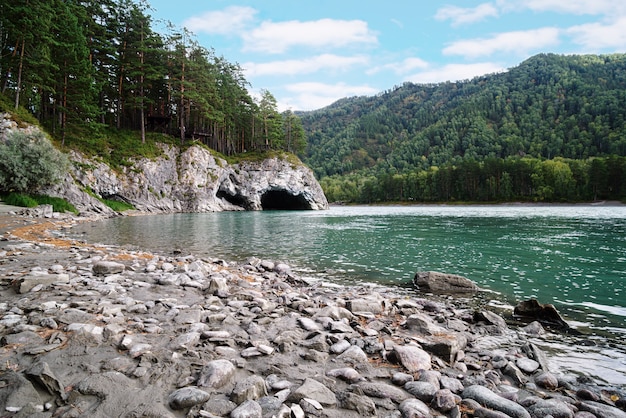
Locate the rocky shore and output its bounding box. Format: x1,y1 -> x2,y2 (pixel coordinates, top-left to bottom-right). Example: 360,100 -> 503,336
1,212 -> 625,418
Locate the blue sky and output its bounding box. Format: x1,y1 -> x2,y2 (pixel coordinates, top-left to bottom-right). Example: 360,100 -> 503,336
147,0 -> 626,111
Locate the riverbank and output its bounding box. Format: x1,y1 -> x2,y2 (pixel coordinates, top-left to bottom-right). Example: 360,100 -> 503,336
1,211 -> 625,418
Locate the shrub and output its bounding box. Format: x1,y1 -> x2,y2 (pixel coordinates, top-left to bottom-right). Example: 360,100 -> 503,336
0,130 -> 70,193
3,192 -> 38,207
32,195 -> 78,214
101,198 -> 134,212
2,193 -> 79,213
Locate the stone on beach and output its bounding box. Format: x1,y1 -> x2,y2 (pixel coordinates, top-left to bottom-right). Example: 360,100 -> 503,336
514,298 -> 570,329
14,272 -> 70,294
1,212 -> 624,418
388,344 -> 432,372
168,386 -> 211,410
413,270 -> 479,293
92,260 -> 126,275
462,385 -> 531,418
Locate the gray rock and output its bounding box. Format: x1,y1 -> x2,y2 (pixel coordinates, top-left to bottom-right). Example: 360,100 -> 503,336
527,399 -> 574,418
414,333 -> 467,364
413,271 -> 478,293
290,378 -> 337,407
516,357 -> 540,374
207,276 -> 229,295
337,345 -> 369,363
514,299 -> 570,329
202,397 -> 238,416
355,381 -> 411,403
337,391 -> 377,416
417,370 -> 441,389
534,371 -> 559,390
521,342 -> 550,373
230,400 -> 263,418
298,317 -> 321,331
1,330 -> 44,346
405,381 -> 437,402
474,310 -> 508,330
330,339 -> 351,354
405,312 -> 446,335
0,371 -> 42,413
326,367 -> 363,383
15,273 -> 70,293
25,361 -> 66,400
345,299 -> 385,314
439,376 -> 464,394
462,385 -> 531,418
392,372 -> 414,386
432,388 -> 458,412
503,361 -> 528,386
230,375 -> 267,404
93,261 -> 125,275
198,359 -> 236,389
398,398 -> 432,417
389,344 -> 432,372
521,321 -> 545,336
300,398 -> 324,415
577,401 -> 626,418
289,403 -> 306,418
168,386 -> 211,410
169,331 -> 201,350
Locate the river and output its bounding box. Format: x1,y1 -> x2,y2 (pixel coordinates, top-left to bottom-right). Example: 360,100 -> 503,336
70,204 -> 626,384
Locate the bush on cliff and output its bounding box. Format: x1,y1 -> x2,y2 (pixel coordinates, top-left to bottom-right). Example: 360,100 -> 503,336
0,130 -> 70,193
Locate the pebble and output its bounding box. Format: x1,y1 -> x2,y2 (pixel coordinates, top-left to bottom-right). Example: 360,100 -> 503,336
0,219 -> 624,418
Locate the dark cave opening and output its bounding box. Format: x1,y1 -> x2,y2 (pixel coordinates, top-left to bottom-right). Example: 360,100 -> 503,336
260,190 -> 311,210
216,190 -> 247,208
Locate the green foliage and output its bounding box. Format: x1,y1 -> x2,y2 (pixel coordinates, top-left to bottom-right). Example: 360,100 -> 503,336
0,130 -> 70,193
0,95 -> 39,127
301,53 -> 626,180
31,194 -> 78,213
319,156 -> 626,204
1,192 -> 78,213
224,150 -> 303,166
2,192 -> 38,207
100,198 -> 134,212
0,1 -> 301,158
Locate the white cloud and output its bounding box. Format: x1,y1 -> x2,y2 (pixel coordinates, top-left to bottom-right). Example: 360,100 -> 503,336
443,27 -> 561,58
435,3 -> 499,26
183,6 -> 257,35
567,16 -> 626,50
242,19 -> 378,54
408,62 -> 506,84
243,54 -> 370,77
283,82 -> 379,111
496,0 -> 626,15
369,57 -> 430,75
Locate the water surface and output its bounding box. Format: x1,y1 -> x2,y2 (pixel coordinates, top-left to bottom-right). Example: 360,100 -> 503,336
71,204 -> 626,384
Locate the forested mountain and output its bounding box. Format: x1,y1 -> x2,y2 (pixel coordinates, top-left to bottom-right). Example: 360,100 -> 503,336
300,53 -> 626,203
0,0 -> 305,156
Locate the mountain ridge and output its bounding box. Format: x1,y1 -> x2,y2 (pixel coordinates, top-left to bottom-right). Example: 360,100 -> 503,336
299,53 -> 626,179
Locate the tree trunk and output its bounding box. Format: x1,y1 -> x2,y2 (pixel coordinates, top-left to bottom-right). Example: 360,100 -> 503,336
179,58 -> 185,144
15,38 -> 26,110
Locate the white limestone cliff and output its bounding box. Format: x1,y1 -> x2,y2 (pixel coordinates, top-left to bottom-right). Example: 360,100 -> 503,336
45,144 -> 328,216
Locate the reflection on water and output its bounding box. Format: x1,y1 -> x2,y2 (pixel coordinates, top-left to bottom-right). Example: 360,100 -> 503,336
71,205 -> 626,385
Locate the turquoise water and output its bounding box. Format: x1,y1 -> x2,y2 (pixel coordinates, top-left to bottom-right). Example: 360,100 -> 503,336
72,205 -> 626,337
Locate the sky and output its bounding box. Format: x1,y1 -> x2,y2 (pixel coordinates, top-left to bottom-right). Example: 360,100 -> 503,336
147,0 -> 626,111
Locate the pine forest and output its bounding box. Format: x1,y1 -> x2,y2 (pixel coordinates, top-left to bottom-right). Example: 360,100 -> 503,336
0,0 -> 306,159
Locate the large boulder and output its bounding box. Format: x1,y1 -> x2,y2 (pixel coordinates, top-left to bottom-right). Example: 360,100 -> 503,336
413,271 -> 479,294
513,299 -> 570,329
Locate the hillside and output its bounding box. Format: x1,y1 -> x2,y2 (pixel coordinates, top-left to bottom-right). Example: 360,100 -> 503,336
299,53 -> 626,203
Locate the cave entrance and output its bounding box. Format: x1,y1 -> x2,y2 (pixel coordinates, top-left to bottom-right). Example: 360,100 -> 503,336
260,190 -> 311,210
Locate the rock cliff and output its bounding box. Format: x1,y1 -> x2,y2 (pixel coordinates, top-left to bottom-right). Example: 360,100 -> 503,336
44,144 -> 328,216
